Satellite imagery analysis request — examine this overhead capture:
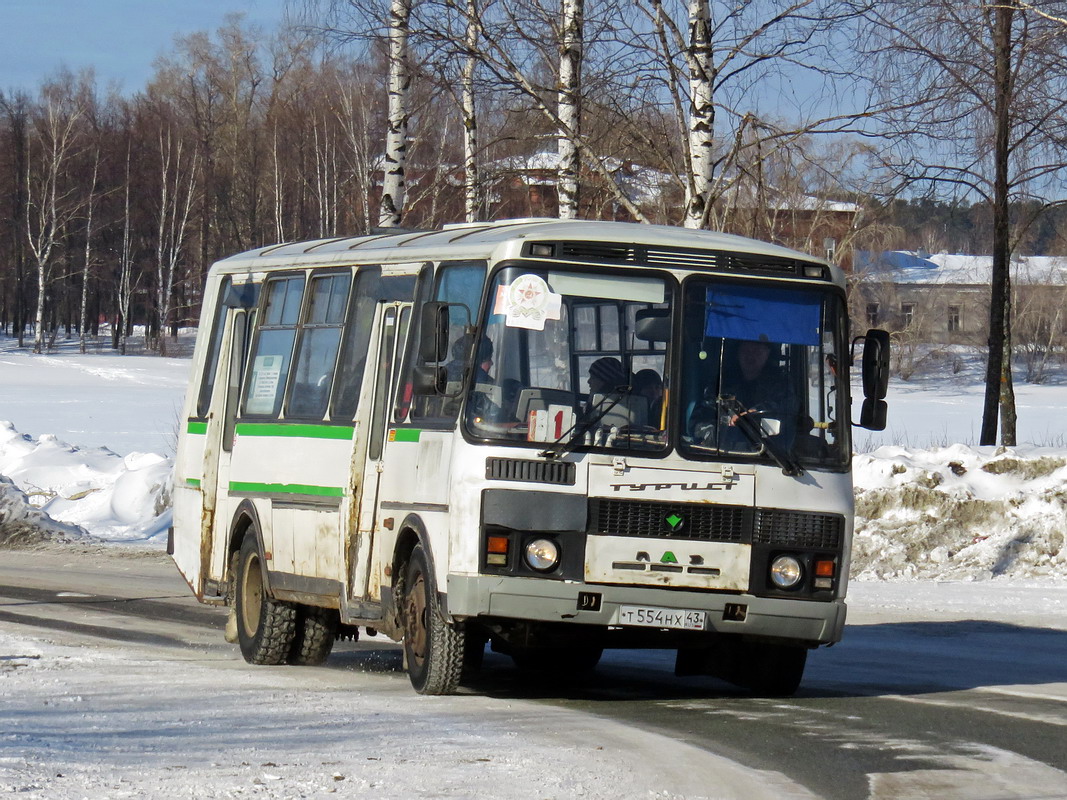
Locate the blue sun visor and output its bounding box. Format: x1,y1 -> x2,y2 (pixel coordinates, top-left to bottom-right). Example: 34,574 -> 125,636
704,284 -> 822,346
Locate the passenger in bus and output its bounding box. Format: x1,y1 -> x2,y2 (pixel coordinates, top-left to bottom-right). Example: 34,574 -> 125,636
586,356 -> 628,398
633,368 -> 664,428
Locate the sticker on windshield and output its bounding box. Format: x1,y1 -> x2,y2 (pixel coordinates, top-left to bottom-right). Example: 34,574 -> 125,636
495,274 -> 562,330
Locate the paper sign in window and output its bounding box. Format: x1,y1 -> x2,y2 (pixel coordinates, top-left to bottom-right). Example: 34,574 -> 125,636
495,274 -> 562,331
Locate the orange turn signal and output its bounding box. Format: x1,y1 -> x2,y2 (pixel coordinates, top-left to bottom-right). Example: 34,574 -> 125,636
814,559 -> 835,578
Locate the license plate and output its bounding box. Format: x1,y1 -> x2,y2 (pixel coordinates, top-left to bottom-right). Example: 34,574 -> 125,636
617,605 -> 706,631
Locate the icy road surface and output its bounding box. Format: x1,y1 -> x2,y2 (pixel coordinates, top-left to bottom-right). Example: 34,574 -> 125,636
1,548 -> 1066,800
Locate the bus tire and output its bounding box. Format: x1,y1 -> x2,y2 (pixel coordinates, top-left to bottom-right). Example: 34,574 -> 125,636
742,642 -> 808,697
288,605 -> 338,666
401,544 -> 464,695
235,531 -> 297,665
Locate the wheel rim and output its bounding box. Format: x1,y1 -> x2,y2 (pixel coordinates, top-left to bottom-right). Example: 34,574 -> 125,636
405,570 -> 428,669
240,551 -> 263,637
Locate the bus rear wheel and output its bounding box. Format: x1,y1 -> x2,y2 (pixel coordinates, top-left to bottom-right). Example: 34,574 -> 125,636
234,531 -> 297,665
401,545 -> 465,695
288,605 -> 338,666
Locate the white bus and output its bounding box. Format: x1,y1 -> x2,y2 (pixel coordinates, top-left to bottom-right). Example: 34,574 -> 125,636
170,218 -> 889,696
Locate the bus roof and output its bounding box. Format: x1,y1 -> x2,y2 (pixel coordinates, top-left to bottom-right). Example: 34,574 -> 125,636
212,218 -> 842,286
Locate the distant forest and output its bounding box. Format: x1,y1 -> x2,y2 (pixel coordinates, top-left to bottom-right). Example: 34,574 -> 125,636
870,199 -> 1067,258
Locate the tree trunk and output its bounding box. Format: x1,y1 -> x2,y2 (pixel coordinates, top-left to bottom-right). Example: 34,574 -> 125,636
380,0 -> 411,228
462,0 -> 481,223
981,3 -> 1016,446
557,0 -> 583,219
684,0 -> 714,229
79,152 -> 99,354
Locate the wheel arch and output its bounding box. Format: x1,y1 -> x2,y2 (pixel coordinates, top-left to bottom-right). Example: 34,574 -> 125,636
227,499 -> 269,596
391,513 -> 449,622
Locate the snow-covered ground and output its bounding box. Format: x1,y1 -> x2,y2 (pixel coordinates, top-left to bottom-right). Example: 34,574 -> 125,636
0,334 -> 1065,581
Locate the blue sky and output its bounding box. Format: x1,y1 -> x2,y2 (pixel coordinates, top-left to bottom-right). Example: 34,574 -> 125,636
0,0 -> 292,94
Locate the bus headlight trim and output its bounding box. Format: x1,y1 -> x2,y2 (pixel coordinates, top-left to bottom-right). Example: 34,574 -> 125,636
770,555 -> 803,589
524,538 -> 560,572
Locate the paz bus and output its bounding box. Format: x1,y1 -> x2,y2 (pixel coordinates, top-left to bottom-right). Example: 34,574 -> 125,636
170,218 -> 890,695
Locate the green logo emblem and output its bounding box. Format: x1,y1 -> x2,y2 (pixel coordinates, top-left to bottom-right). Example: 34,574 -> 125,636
660,551 -> 679,564
665,513 -> 684,532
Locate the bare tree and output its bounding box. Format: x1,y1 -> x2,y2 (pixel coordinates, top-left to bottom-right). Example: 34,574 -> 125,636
861,0 -> 1067,445
24,77 -> 89,353
154,129 -> 200,355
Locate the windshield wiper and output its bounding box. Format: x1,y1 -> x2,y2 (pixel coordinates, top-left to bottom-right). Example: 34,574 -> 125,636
539,387 -> 630,460
717,394 -> 803,477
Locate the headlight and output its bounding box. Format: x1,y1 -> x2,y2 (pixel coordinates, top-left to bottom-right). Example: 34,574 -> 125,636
770,555 -> 803,589
524,538 -> 560,572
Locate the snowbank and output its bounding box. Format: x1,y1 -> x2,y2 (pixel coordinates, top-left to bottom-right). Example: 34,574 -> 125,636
853,444 -> 1067,580
0,421 -> 170,546
0,474 -> 85,547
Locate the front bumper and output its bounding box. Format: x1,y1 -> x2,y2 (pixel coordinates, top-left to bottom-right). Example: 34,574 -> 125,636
445,574 -> 847,645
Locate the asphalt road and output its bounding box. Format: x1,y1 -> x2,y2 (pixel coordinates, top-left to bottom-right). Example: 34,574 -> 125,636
2,547 -> 1065,800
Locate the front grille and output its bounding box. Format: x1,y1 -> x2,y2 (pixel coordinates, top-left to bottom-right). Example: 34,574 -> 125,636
486,457 -> 576,486
591,499 -> 750,542
753,509 -> 843,549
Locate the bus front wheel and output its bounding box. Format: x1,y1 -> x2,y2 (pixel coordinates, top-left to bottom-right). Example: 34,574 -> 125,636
234,530 -> 297,665
401,544 -> 465,695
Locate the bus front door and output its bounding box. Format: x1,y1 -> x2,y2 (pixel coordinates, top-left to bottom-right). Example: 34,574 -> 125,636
348,303 -> 410,606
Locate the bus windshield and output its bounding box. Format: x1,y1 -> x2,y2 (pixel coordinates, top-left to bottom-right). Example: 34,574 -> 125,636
678,279 -> 849,469
464,265 -> 848,469
464,265 -> 670,454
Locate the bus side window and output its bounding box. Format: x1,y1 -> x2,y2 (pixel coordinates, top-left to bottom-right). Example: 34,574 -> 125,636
287,271 -> 351,419
330,266 -> 382,420
243,275 -> 305,417
195,277 -> 232,418
410,260 -> 487,423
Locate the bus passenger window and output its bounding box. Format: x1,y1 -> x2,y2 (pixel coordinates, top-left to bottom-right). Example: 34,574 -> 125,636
243,276 -> 304,417
288,272 -> 351,419
331,267 -> 382,420
195,277 -> 231,418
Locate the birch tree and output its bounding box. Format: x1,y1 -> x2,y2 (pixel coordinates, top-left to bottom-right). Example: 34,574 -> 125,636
154,129 -> 200,355
461,0 -> 481,222
381,0 -> 412,226
78,150 -> 99,353
25,79 -> 88,353
557,0 -> 583,218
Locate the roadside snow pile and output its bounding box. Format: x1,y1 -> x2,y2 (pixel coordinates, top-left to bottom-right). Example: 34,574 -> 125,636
852,444 -> 1067,580
0,475 -> 85,547
0,421 -> 170,546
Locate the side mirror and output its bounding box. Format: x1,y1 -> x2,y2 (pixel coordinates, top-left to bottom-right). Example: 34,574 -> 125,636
859,329 -> 890,400
419,302 -> 449,363
635,308 -> 671,343
412,364 -> 447,396
860,398 -> 887,431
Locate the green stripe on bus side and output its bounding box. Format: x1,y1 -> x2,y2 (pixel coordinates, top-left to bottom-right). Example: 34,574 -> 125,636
390,428 -> 422,442
187,421 -> 208,435
185,478 -> 202,488
229,481 -> 345,498
235,423 -> 355,440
